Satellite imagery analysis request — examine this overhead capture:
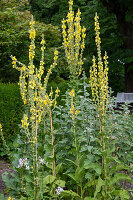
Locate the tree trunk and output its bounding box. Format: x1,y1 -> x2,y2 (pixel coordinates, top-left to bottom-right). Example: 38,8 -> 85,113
100,0 -> 133,92
118,19 -> 133,92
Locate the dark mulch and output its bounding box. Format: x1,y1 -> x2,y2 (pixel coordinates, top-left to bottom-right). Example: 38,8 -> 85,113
0,160 -> 12,194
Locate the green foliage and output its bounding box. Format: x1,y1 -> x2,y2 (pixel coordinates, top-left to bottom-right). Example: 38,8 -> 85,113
0,83 -> 23,157
0,0 -> 61,83
28,0 -> 125,94
0,2 -> 133,200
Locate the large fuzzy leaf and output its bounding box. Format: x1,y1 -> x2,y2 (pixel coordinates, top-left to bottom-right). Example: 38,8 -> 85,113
94,177 -> 105,198
110,173 -> 133,186
43,175 -> 56,185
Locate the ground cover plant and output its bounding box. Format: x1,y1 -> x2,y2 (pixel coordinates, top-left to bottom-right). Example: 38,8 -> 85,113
0,0 -> 133,199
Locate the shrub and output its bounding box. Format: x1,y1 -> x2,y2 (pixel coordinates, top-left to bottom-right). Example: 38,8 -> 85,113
0,83 -> 23,157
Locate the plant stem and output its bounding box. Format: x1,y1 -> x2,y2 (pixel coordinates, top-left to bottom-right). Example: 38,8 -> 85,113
35,108 -> 38,199
50,109 -> 56,177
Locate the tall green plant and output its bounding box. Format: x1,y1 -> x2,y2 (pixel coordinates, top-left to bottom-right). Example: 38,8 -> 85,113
89,13 -> 132,200
10,16 -> 59,199
62,0 -> 86,79
1,1 -> 133,200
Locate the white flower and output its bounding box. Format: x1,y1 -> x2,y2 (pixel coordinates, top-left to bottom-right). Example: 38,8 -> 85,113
55,186 -> 64,195
39,158 -> 44,164
17,158 -> 29,170
26,165 -> 30,170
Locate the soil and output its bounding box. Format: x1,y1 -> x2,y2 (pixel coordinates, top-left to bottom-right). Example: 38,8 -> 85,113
0,160 -> 133,198
0,160 -> 13,194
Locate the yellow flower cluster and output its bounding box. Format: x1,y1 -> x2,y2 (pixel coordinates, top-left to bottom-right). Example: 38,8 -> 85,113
29,20 -> 35,39
62,0 -> 86,78
8,197 -> 14,200
69,89 -> 80,118
44,87 -> 60,110
0,123 -> 10,151
69,89 -> 75,97
43,50 -> 58,94
70,105 -> 80,115
12,56 -> 17,68
11,17 -> 59,142
21,114 -> 29,128
90,13 -> 109,116
0,123 -> 2,131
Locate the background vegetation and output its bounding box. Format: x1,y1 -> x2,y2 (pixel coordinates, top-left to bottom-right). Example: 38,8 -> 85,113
0,0 -> 133,158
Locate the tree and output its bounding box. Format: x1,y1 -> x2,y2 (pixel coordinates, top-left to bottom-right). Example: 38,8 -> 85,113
0,0 -> 61,82
99,0 -> 133,92
28,0 -> 125,94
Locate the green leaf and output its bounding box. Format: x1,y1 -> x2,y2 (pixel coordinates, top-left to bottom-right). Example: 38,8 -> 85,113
75,166 -> 85,184
55,163 -> 62,174
83,181 -> 94,194
87,146 -> 93,152
65,173 -> 77,183
0,194 -> 4,200
84,197 -> 96,200
13,139 -> 19,148
113,189 -> 130,200
43,175 -> 56,185
94,177 -> 105,198
109,164 -> 130,175
61,190 -> 80,198
25,175 -> 33,183
84,162 -> 102,175
66,159 -> 77,167
55,179 -> 65,187
2,172 -> 19,190
110,173 -> 132,186
85,172 -> 93,180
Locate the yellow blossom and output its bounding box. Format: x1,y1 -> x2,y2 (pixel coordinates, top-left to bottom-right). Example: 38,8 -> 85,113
69,89 -> 75,97
70,105 -> 75,114
0,123 -> 2,130
55,88 -> 60,93
90,13 -> 109,116
62,0 -> 86,77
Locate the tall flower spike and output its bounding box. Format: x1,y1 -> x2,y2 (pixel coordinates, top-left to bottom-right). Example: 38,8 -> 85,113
11,16 -> 58,142
90,13 -> 109,116
62,0 -> 86,78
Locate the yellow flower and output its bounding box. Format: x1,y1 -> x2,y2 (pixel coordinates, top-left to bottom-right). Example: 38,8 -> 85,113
21,65 -> 26,71
69,89 -> 75,97
21,114 -> 29,128
70,105 -> 75,114
41,39 -> 45,45
29,29 -> 36,39
49,91 -> 53,97
8,197 -> 13,200
69,0 -> 73,6
75,110 -> 80,115
55,87 -> 60,94
90,13 -> 109,116
54,50 -> 58,56
29,20 -> 35,26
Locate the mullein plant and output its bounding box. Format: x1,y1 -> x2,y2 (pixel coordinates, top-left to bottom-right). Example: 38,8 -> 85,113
44,87 -> 60,178
89,13 -> 132,199
0,123 -> 10,153
90,12 -> 109,171
62,0 -> 86,81
11,16 -> 59,199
